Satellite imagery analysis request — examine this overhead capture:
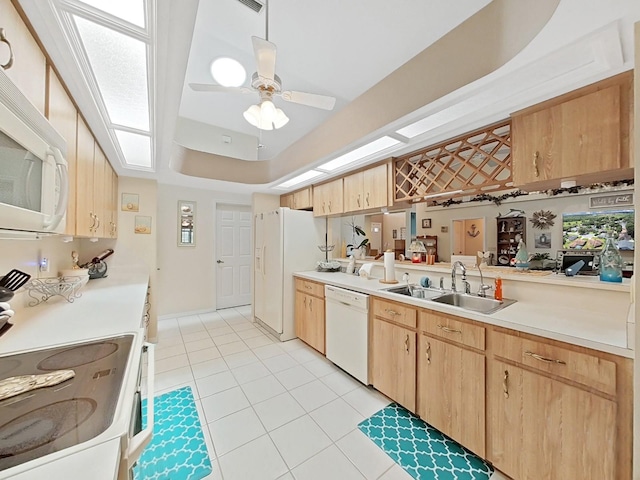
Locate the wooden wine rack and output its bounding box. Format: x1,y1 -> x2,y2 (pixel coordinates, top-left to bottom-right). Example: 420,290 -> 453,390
394,120 -> 513,202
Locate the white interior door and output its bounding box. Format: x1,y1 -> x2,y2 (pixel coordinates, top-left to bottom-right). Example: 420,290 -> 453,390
216,204 -> 252,309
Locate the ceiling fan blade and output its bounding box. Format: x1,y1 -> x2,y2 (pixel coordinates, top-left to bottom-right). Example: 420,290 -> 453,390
280,90 -> 336,110
189,83 -> 252,94
252,36 -> 276,82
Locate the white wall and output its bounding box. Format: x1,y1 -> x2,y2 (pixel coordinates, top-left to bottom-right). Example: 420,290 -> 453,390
156,184 -> 250,317
416,189 -> 634,263
0,236 -> 80,312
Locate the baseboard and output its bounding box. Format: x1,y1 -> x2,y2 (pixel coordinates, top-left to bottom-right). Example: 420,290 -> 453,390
157,308 -> 216,321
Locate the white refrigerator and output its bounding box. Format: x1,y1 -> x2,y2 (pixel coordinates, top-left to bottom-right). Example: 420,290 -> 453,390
254,208 -> 325,341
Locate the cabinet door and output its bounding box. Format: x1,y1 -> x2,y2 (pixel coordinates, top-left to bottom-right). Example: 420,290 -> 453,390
511,108 -> 561,185
280,193 -> 294,209
103,161 -> 117,238
293,188 -> 311,210
307,294 -> 325,354
372,318 -> 416,411
76,117 -> 95,236
343,172 -> 364,212
295,291 -> 308,342
363,164 -> 388,209
93,145 -> 106,237
46,68 -> 77,236
0,1 -> 46,113
558,85 -> 621,177
111,168 -> 118,238
312,183 -> 328,216
417,335 -> 485,456
325,179 -> 343,215
488,361 -> 616,480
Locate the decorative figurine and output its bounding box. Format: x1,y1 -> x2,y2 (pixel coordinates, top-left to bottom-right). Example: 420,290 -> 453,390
514,239 -> 530,271
71,251 -> 80,269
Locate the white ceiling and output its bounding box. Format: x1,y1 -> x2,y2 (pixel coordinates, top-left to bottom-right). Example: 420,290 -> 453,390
15,0 -> 640,196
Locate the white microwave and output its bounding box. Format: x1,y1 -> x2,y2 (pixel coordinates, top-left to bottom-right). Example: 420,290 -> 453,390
0,68 -> 68,234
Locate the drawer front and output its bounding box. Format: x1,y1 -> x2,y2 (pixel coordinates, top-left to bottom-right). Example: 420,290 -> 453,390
373,298 -> 416,328
492,330 -> 616,396
420,311 -> 485,351
295,278 -> 324,298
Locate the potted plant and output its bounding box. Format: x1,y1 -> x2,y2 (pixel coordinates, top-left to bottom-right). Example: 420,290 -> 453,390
346,218 -> 369,258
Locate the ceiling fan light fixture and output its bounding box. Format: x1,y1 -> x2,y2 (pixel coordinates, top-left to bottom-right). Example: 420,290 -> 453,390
260,99 -> 277,123
243,104 -> 262,127
210,57 -> 246,87
273,108 -> 289,129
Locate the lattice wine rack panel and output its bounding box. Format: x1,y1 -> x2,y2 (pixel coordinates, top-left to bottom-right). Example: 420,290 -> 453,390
394,121 -> 513,202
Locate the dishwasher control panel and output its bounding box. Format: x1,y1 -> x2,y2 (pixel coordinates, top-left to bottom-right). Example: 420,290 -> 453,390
325,285 -> 369,310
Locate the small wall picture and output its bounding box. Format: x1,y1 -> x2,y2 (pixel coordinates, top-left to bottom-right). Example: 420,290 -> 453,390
422,218 -> 432,229
441,226 -> 448,233
134,215 -> 152,234
534,231 -> 551,249
121,193 -> 139,212
392,229 -> 397,239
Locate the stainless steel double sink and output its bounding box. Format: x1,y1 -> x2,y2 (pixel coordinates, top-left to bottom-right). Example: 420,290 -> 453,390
382,285 -> 516,315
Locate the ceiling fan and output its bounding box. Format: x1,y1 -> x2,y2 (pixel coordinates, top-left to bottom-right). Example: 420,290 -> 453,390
189,2 -> 336,131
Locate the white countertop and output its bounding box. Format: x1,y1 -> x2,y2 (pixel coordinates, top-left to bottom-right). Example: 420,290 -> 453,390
295,270 -> 633,358
0,268 -> 150,480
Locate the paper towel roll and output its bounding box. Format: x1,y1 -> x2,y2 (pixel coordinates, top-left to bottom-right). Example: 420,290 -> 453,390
384,251 -> 395,282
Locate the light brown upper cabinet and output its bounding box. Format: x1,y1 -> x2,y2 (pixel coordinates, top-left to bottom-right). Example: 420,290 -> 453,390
76,116 -> 96,237
280,187 -> 312,210
0,1 -> 46,113
312,178 -> 343,217
511,72 -> 633,189
103,160 -> 118,238
45,68 -> 77,236
343,164 -> 388,213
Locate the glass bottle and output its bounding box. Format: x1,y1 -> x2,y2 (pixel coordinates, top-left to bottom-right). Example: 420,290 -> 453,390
599,231 -> 623,283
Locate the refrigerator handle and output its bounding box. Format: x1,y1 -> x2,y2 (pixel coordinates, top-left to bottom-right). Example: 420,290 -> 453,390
262,246 -> 266,277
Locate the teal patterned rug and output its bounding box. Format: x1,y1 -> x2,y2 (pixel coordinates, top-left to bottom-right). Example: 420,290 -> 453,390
133,386 -> 212,480
358,403 -> 493,480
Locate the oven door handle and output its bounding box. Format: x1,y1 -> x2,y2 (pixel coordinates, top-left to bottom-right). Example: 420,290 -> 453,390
125,342 -> 155,469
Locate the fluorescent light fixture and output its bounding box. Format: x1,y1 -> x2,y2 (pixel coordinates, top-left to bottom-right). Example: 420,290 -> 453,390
74,15 -> 150,131
423,189 -> 463,200
317,136 -> 401,172
78,0 -> 145,28
210,57 -> 246,87
275,170 -> 325,189
115,130 -> 152,168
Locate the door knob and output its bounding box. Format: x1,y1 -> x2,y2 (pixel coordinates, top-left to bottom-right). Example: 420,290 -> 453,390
216,260 -> 224,264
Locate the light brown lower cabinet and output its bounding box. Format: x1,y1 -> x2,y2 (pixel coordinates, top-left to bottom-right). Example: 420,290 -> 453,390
294,279 -> 325,354
417,333 -> 485,457
366,296 -> 632,480
487,329 -> 631,480
371,316 -> 416,411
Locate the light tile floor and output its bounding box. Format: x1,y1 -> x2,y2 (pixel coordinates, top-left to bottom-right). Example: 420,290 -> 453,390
151,306 -> 409,480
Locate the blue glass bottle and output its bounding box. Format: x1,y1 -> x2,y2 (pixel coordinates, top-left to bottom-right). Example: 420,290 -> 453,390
599,232 -> 623,283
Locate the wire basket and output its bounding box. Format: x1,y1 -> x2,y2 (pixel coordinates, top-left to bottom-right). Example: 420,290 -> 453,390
316,260 -> 341,272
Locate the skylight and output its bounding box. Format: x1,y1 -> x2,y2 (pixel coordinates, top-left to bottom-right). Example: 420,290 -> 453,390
211,57 -> 246,87
77,0 -> 145,28
317,136 -> 401,172
74,15 -> 150,132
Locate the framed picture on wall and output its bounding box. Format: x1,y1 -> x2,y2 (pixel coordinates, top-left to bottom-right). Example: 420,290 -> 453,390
422,218 -> 432,229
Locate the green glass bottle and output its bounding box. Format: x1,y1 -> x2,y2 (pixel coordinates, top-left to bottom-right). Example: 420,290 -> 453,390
599,231 -> 623,283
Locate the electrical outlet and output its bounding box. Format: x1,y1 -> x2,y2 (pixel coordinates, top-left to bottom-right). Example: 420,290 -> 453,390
40,257 -> 49,272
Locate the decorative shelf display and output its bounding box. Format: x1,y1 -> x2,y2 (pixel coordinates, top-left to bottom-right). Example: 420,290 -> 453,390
496,216 -> 526,266
25,277 -> 86,305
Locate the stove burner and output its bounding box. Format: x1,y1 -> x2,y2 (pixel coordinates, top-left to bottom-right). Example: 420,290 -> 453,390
0,398 -> 96,457
36,342 -> 119,371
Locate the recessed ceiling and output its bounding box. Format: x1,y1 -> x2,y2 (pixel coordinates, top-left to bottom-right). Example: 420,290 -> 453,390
15,0 -> 640,196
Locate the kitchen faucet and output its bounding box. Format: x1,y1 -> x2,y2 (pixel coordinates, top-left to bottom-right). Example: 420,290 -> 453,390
476,263 -> 492,297
451,261 -> 470,294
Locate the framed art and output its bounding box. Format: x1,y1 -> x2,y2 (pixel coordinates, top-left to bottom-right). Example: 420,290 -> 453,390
422,218 -> 432,229
121,193 -> 139,212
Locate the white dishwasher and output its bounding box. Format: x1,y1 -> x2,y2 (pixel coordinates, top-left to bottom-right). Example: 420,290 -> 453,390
324,285 -> 369,385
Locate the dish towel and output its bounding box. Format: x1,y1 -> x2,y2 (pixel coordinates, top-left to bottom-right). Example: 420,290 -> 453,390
359,263 -> 374,279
